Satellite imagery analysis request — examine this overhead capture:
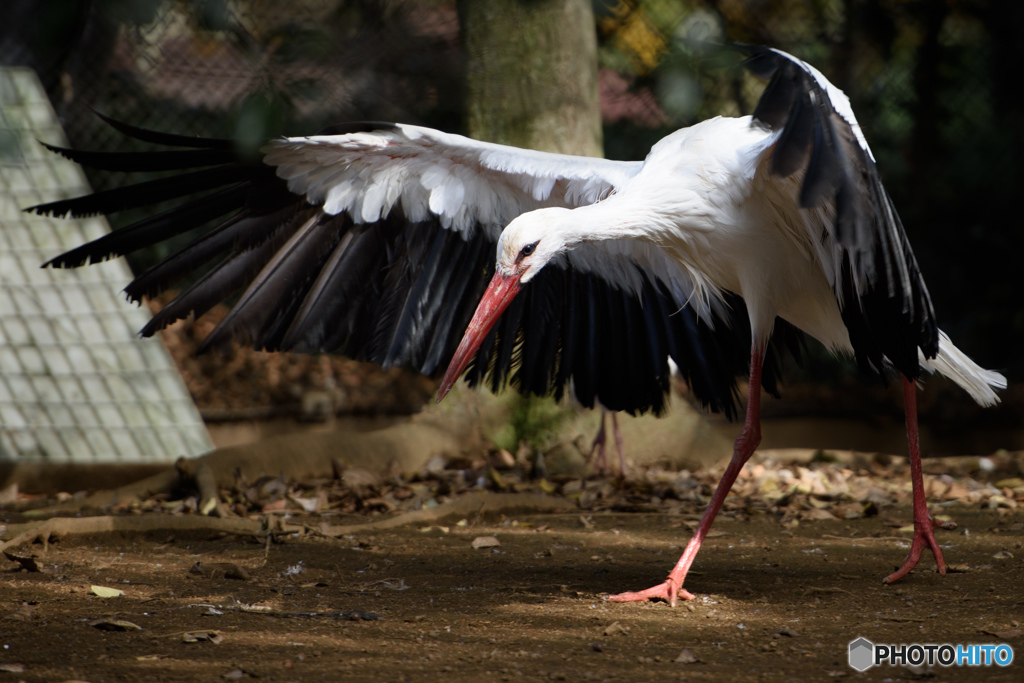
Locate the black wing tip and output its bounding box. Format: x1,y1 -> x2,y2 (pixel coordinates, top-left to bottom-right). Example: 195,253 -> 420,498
41,256 -> 74,269
88,109 -> 155,141
40,255 -> 67,269
37,139 -> 74,159
89,109 -> 234,149
139,315 -> 172,339
23,200 -> 90,219
42,248 -> 116,269
23,203 -> 56,218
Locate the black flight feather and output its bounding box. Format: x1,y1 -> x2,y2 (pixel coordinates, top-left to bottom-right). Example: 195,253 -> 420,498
44,185 -> 249,268
38,142 -> 234,173
28,164 -> 257,218
92,110 -> 234,149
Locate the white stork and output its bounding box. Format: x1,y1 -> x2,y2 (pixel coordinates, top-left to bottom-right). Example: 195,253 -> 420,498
437,45 -> 1006,604
29,46 -> 1004,605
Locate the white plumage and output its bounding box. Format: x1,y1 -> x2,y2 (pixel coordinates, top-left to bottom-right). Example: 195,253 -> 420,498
264,125 -> 641,238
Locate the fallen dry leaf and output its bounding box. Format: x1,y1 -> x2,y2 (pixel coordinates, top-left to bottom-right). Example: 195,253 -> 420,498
489,449 -> 516,469
261,498 -> 287,513
222,668 -> 256,679
91,619 -> 142,631
90,585 -> 125,598
288,494 -> 322,513
471,536 -> 500,549
602,621 -> 630,636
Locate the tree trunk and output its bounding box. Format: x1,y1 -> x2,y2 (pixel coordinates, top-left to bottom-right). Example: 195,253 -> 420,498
458,0 -> 602,156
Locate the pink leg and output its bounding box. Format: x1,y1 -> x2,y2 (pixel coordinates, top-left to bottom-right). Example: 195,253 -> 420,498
610,411 -> 626,478
883,377 -> 955,584
587,407 -> 626,477
607,344 -> 765,606
587,408 -> 610,474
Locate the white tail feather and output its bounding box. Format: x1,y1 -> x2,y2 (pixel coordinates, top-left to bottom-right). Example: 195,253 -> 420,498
920,331 -> 1006,407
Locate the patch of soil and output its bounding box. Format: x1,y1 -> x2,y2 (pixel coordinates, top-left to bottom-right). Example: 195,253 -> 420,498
1,497 -> 1021,681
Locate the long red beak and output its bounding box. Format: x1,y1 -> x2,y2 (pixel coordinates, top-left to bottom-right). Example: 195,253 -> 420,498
437,270 -> 523,402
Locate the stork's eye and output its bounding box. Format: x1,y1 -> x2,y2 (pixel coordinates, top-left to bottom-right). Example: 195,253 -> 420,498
517,241 -> 539,261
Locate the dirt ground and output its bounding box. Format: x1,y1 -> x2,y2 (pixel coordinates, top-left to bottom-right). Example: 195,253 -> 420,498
1,464 -> 1022,683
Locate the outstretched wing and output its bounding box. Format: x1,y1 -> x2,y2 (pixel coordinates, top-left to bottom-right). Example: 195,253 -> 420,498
28,115 -> 771,417
742,45 -> 938,379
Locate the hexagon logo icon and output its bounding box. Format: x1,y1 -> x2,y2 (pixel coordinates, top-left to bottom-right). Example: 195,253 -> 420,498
849,637 -> 874,671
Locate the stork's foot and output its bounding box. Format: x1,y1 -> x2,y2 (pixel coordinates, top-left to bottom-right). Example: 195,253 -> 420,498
606,577 -> 694,607
883,515 -> 955,584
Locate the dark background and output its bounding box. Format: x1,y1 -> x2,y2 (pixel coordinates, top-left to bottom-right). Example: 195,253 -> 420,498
2,0 -> 1019,428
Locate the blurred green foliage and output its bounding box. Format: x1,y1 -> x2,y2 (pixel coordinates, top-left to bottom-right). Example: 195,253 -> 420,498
489,393 -> 574,455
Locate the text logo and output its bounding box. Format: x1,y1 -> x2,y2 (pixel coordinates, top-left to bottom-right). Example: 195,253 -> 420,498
849,637 -> 1013,670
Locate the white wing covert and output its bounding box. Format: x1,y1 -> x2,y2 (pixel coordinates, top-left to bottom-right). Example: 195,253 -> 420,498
264,124 -> 640,239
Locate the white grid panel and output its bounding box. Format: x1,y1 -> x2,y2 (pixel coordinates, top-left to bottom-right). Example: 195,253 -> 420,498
0,67 -> 213,463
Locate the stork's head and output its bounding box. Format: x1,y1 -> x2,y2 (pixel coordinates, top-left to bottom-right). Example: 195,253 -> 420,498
437,207 -> 573,401
494,207 -> 572,283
